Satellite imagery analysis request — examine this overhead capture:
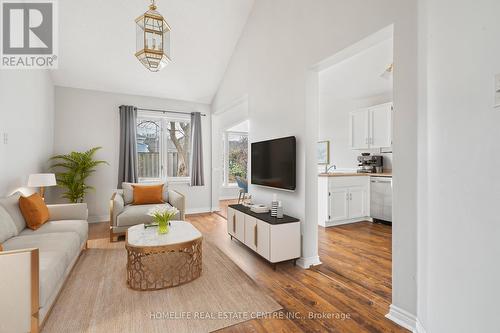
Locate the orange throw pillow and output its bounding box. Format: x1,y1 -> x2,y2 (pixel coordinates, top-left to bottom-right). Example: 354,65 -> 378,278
132,184 -> 164,205
19,193 -> 50,230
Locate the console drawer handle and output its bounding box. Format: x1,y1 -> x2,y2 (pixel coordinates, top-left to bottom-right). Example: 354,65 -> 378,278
254,224 -> 258,248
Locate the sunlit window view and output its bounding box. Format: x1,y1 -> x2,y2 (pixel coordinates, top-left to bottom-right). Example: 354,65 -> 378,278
136,116 -> 191,180
137,118 -> 161,179
166,120 -> 191,178
224,132 -> 248,185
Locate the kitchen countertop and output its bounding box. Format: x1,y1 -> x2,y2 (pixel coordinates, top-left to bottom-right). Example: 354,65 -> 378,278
318,172 -> 392,178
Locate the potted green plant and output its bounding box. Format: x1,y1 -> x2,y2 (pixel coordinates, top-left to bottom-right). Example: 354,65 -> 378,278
50,147 -> 108,203
147,205 -> 179,234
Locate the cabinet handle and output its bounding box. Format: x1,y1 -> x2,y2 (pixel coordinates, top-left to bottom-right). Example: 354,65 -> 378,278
350,193 -> 352,200
233,215 -> 236,233
346,193 -> 349,201
254,224 -> 258,248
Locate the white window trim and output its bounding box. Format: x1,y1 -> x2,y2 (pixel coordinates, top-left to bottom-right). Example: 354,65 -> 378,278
167,177 -> 191,184
137,111 -> 192,182
222,131 -> 248,187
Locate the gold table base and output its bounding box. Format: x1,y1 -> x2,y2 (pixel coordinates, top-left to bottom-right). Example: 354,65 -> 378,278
126,238 -> 202,291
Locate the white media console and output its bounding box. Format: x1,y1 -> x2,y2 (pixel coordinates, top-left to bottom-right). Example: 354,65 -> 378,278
227,204 -> 301,269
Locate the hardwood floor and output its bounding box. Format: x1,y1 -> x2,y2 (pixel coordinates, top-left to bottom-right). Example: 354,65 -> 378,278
88,214 -> 406,333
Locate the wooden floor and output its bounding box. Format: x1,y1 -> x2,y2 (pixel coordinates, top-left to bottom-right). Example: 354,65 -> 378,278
88,215 -> 406,333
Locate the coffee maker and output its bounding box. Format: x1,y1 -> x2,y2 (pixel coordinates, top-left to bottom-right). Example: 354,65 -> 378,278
357,153 -> 383,173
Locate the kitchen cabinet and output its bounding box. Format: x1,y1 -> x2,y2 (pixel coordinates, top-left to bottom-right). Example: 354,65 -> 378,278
318,176 -> 370,227
348,186 -> 368,219
329,188 -> 349,221
349,110 -> 369,149
350,102 -> 392,150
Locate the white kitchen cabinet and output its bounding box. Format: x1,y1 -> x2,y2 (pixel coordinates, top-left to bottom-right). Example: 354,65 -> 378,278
227,206 -> 300,266
369,103 -> 392,148
329,188 -> 349,221
349,110 -> 369,149
318,176 -> 370,227
348,186 -> 368,219
350,102 -> 392,150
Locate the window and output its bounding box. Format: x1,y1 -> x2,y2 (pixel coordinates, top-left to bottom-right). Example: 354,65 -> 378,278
223,132 -> 248,186
137,118 -> 161,179
137,113 -> 191,182
166,120 -> 191,178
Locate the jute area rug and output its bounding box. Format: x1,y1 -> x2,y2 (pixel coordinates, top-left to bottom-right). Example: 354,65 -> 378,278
42,240 -> 281,333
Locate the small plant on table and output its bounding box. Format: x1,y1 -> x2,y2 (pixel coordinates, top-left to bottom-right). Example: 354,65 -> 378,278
147,205 -> 179,234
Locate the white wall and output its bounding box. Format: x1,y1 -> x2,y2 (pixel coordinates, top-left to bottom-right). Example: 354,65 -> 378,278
418,1 -> 500,331
211,96 -> 248,209
51,87 -> 212,221
213,0 -> 418,318
0,71 -> 54,196
318,37 -> 393,171
319,93 -> 393,171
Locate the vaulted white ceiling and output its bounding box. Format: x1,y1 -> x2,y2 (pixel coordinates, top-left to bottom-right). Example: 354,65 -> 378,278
319,38 -> 393,100
51,0 -> 254,104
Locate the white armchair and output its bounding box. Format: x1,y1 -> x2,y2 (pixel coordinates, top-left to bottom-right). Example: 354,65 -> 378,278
109,188 -> 185,242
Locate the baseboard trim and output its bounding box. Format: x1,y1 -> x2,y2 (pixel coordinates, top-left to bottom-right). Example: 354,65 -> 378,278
296,255 -> 322,269
386,304 -> 419,332
186,207 -> 212,215
320,216 -> 373,228
219,195 -> 239,200
415,319 -> 427,333
88,215 -> 109,223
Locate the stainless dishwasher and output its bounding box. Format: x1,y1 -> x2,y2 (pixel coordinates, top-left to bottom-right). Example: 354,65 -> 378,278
370,177 -> 392,223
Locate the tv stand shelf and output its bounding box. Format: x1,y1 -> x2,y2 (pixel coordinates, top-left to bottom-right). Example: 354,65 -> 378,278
227,205 -> 301,269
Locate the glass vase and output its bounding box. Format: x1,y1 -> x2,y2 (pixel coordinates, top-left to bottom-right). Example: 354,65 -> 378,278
157,218 -> 170,234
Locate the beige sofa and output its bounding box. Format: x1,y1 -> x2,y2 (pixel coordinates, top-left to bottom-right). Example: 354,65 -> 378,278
0,193 -> 88,333
109,183 -> 185,241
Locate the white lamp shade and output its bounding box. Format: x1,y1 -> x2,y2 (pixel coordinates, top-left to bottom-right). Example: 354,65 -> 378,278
28,173 -> 57,187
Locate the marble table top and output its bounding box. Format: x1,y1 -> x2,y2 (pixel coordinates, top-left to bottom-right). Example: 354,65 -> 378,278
127,221 -> 202,247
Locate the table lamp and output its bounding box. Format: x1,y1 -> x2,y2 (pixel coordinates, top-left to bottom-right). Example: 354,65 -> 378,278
28,173 -> 57,198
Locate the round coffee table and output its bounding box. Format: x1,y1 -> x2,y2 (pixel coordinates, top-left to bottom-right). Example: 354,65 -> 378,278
125,221 -> 203,291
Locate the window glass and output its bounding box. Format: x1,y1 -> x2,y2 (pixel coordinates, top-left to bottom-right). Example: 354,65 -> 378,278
166,120 -> 191,178
136,115 -> 191,180
227,133 -> 248,184
137,118 -> 161,179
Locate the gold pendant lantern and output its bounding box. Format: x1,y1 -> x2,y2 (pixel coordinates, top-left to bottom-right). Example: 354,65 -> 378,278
135,0 -> 171,72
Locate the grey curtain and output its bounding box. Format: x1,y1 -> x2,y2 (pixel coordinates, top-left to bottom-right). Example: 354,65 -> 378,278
190,112 -> 204,186
117,105 -> 138,188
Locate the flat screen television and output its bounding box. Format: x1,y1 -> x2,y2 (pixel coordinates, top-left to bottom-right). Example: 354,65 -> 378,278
251,136 -> 296,191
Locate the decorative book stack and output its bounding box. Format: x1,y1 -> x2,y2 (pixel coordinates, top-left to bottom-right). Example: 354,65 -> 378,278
271,194 -> 278,217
